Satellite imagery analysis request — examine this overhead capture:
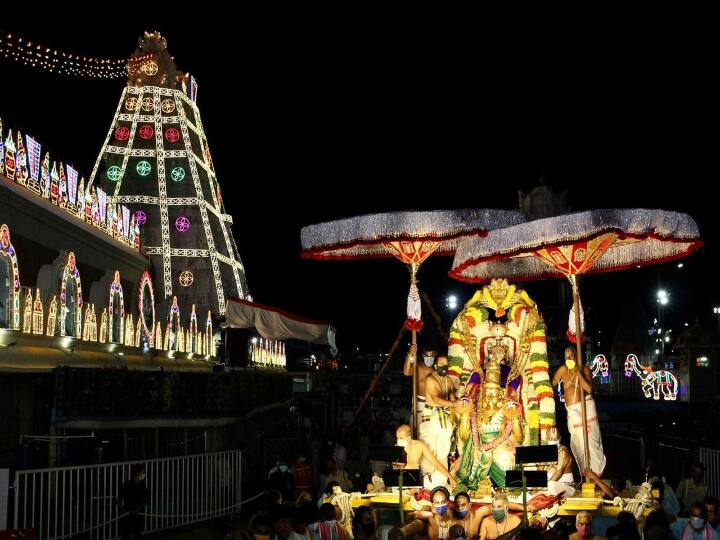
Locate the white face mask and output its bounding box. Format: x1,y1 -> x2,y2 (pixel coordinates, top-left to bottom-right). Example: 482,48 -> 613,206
423,356 -> 435,367
397,438 -> 409,447
279,465 -> 289,473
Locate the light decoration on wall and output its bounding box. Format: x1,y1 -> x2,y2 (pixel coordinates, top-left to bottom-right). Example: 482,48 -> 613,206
60,251 -> 83,338
0,224 -> 21,330
137,271 -> 155,347
624,353 -> 678,400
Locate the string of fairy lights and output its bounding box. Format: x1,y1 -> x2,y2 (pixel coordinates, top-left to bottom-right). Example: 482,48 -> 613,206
0,33 -> 153,79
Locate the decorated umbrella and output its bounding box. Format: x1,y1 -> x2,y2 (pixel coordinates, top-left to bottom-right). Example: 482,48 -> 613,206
450,208 -> 702,475
301,209 -> 525,434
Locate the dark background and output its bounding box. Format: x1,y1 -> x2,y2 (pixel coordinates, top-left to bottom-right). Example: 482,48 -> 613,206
1,18 -> 716,356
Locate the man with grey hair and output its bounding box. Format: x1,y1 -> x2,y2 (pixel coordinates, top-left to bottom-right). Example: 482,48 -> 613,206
570,511 -> 602,540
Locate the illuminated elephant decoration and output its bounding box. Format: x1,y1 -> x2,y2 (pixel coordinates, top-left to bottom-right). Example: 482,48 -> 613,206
624,354 -> 678,400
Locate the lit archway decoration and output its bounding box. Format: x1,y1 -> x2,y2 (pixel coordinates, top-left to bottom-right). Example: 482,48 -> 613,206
60,251 -> 83,338
136,161 -> 152,177
0,224 -> 21,330
138,271 -> 156,347
108,270 -> 125,343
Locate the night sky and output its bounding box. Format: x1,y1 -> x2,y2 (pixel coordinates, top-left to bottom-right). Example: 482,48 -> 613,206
1,21 -> 716,356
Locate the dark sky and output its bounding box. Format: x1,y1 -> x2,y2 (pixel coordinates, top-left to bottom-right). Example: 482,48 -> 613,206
1,20 -> 717,354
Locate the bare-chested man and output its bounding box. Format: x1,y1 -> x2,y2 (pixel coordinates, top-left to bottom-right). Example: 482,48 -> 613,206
479,493 -> 523,540
419,355 -> 458,487
545,426 -> 576,497
551,347 -> 606,475
408,486 -> 455,540
404,343 -> 436,428
395,424 -> 456,489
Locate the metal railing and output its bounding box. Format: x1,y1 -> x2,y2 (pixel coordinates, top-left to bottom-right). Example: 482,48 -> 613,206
13,449 -> 241,540
700,447 -> 720,499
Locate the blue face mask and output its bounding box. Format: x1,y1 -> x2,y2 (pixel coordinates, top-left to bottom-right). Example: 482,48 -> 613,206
454,508 -> 469,518
492,508 -> 506,522
434,504 -> 448,515
691,517 -> 705,530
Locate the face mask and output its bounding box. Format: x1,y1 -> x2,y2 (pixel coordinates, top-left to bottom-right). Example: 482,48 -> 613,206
423,356 -> 435,367
137,474 -> 146,482
436,366 -> 449,376
565,360 -> 576,370
454,508 -> 469,519
434,503 -> 448,515
279,465 -> 289,473
691,517 -> 705,530
492,508 -> 506,522
299,457 -> 306,463
577,525 -> 591,537
548,440 -> 559,446
397,438 -> 408,447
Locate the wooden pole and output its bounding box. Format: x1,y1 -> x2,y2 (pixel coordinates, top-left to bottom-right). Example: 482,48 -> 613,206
570,275 -> 591,478
411,263 -> 419,438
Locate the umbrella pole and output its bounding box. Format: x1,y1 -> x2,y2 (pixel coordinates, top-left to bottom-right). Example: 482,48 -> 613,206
570,275 -> 591,480
410,263 -> 419,438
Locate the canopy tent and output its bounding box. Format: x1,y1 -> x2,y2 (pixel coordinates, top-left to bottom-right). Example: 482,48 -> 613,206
225,298 -> 336,354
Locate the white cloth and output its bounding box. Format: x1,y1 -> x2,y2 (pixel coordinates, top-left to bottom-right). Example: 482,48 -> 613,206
423,470 -> 449,490
566,396 -> 606,475
419,404 -> 453,472
547,472 -> 576,497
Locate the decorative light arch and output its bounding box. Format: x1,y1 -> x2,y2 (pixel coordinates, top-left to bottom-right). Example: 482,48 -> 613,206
60,252 -> 83,337
137,271 -> 156,347
167,295 -> 181,351
108,270 -> 125,343
0,224 -> 21,330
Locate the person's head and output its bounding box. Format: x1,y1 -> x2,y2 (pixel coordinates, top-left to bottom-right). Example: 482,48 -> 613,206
529,514 -> 548,531
421,345 -> 437,367
453,492 -> 471,519
250,512 -> 273,539
324,481 -> 340,497
492,493 -> 508,522
396,424 -> 412,447
690,462 -> 705,483
565,347 -> 577,369
278,461 -> 290,473
273,507 -> 294,539
318,502 -> 337,522
546,426 -> 560,445
131,464 -> 146,483
643,509 -> 670,538
448,524 -> 466,540
690,501 -> 708,531
353,506 -> 376,537
435,355 -> 449,377
431,486 -> 450,516
575,511 -> 592,538
704,496 -> 719,527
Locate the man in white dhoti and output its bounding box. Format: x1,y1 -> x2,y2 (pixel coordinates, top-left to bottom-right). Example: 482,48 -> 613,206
552,347 -> 606,475
545,426 -> 576,497
419,355 -> 457,488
